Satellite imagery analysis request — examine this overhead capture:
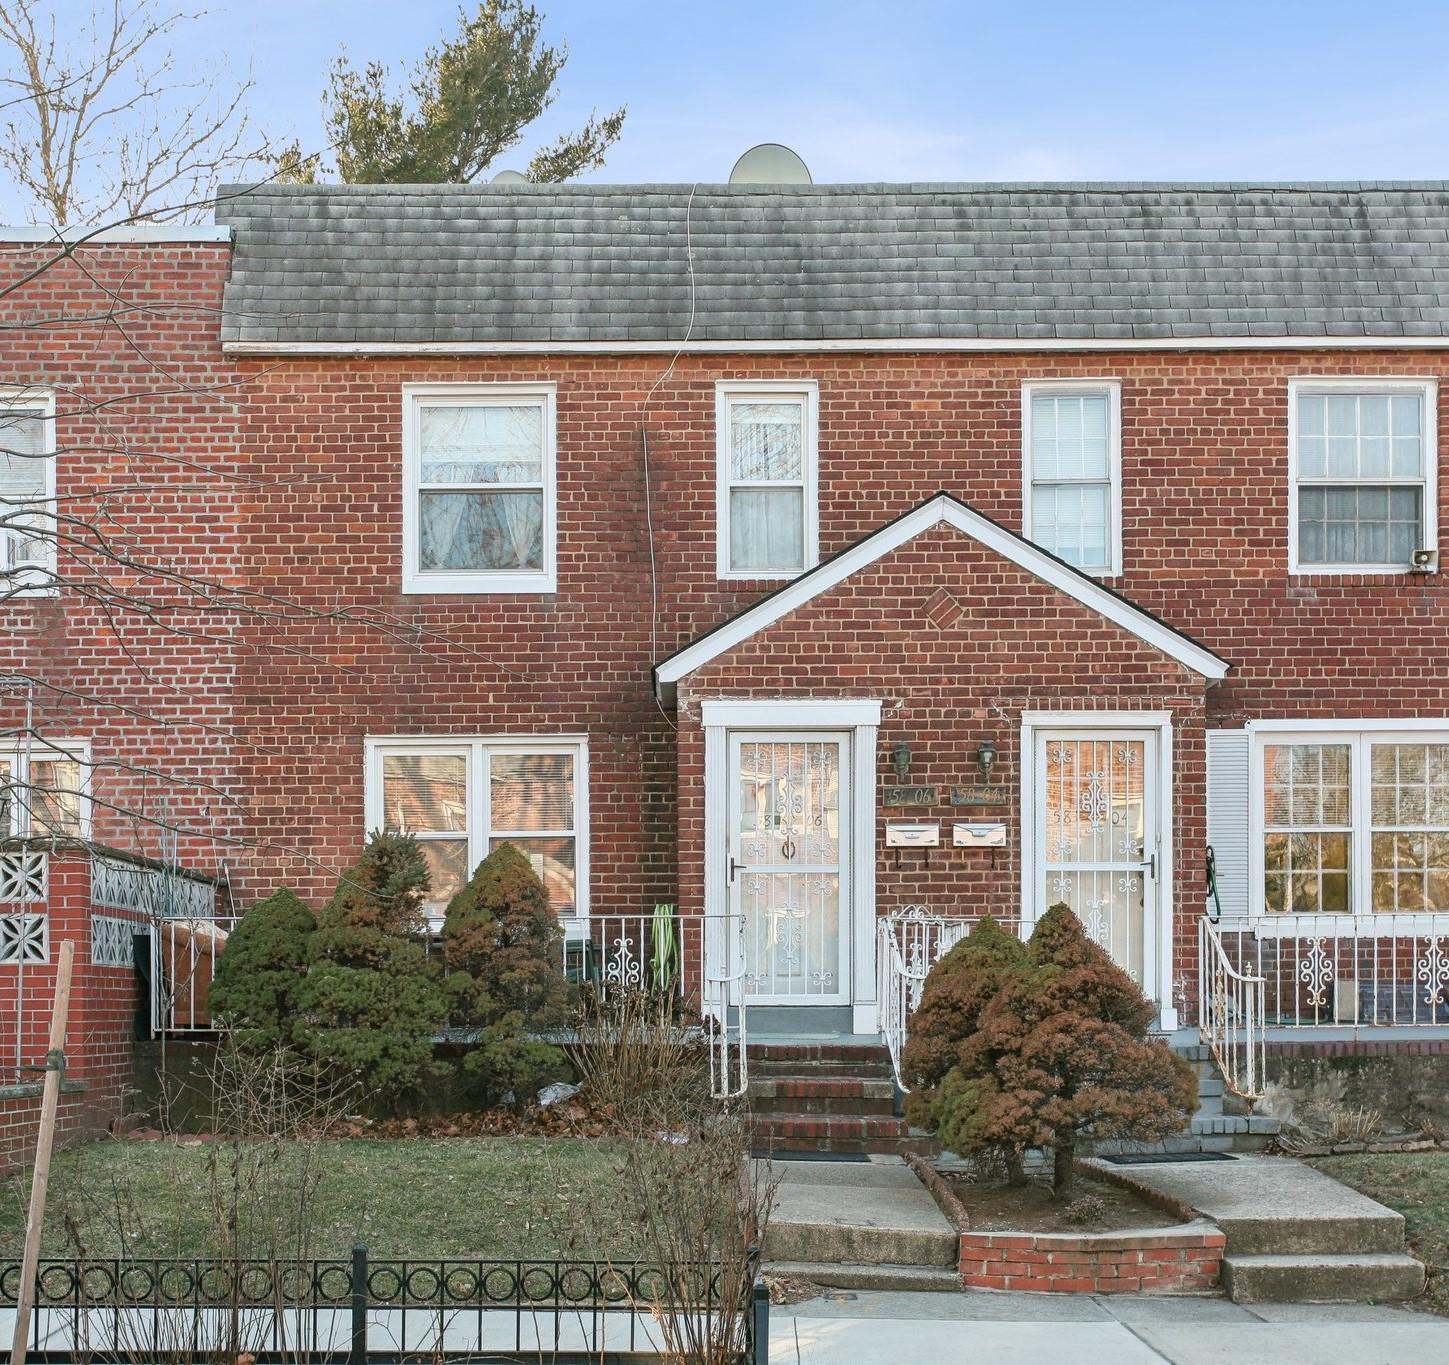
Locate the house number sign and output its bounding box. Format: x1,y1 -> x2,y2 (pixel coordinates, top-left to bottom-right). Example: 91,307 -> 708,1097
951,783 -> 1009,806
882,784 -> 938,807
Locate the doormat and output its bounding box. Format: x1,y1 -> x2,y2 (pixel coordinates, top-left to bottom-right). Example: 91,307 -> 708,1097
751,1149 -> 870,1162
1100,1151 -> 1237,1165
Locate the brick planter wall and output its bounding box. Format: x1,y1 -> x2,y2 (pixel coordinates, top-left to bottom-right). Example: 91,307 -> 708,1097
958,1220 -> 1225,1293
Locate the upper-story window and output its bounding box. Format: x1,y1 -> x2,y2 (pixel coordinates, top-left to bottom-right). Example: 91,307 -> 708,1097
1022,381 -> 1121,576
0,389 -> 57,594
402,384 -> 557,594
1289,379 -> 1437,573
716,381 -> 818,580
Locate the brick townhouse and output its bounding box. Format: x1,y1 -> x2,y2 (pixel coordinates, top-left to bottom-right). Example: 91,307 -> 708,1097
6,177 -> 1449,1157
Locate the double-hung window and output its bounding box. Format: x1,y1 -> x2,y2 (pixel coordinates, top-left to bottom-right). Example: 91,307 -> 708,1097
402,384 -> 556,593
1023,381 -> 1121,576
367,737 -> 588,921
0,741 -> 87,837
0,389 -> 57,593
716,381 -> 818,579
1255,727 -> 1449,915
1289,380 -> 1437,573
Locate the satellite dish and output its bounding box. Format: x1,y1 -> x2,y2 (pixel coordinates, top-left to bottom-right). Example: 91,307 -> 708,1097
490,169 -> 528,184
729,143 -> 812,185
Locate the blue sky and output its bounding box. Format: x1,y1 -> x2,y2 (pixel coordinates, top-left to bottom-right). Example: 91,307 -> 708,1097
178,0 -> 1449,182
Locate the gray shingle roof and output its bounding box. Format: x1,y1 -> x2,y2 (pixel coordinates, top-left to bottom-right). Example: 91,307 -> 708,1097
214,181 -> 1449,347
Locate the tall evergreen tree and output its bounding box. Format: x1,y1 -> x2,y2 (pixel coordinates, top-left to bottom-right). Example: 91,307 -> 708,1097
295,832 -> 447,1107
209,887 -> 316,1049
277,2 -> 624,185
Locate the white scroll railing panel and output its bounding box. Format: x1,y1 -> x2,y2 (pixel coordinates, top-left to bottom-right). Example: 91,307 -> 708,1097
564,910 -> 749,1098
1198,917 -> 1266,1100
1209,916 -> 1449,1030
878,908 -> 991,1091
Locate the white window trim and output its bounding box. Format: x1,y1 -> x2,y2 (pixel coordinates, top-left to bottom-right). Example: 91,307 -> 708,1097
1021,379 -> 1123,578
0,737 -> 91,839
715,379 -> 819,581
1247,719 -> 1449,928
363,734 -> 589,923
400,383 -> 558,595
0,386 -> 58,598
1287,377 -> 1438,576
1019,710 -> 1176,1030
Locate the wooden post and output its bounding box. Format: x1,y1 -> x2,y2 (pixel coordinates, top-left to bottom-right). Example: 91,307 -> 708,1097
9,938 -> 75,1365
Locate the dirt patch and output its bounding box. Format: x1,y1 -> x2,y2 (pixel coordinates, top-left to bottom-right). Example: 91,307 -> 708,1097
947,1172 -> 1187,1234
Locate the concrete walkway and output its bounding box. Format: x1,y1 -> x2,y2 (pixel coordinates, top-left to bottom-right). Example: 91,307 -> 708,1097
771,1288 -> 1449,1363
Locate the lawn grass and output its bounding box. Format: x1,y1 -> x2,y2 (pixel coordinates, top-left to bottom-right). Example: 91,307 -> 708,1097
0,1136 -> 634,1262
1308,1152 -> 1449,1314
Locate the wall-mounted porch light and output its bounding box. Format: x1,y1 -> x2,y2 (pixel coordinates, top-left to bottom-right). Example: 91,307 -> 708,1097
891,741 -> 912,783
976,738 -> 999,782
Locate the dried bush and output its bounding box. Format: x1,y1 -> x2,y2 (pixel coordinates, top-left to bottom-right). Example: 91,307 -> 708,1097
1060,1194 -> 1108,1226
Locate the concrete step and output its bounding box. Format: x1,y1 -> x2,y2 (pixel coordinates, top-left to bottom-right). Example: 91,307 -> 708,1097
749,1076 -> 897,1117
1222,1252 -> 1426,1304
763,1159 -> 959,1267
762,1260 -> 963,1293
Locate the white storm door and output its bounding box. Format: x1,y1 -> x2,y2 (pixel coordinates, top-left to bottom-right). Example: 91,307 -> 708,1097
729,733 -> 851,1005
1035,730 -> 1160,999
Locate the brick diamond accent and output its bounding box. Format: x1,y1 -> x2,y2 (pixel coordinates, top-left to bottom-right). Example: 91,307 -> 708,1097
922,586 -> 966,630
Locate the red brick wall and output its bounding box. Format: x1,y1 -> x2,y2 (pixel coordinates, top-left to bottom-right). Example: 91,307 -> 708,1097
0,854 -> 144,1173
8,239 -> 1449,959
676,523 -> 1207,1007
959,1223 -> 1225,1293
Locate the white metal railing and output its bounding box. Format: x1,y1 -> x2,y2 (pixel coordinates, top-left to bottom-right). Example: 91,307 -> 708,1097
566,910 -> 750,1098
1209,915 -> 1449,1031
92,853 -> 215,921
878,907 -> 987,1090
150,915 -> 238,1032
1198,916 -> 1266,1100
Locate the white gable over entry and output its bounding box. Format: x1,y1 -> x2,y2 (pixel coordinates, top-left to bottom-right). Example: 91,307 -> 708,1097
654,493 -> 1232,702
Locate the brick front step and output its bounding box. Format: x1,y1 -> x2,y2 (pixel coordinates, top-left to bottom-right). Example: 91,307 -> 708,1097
748,1042 -> 898,1081
749,1076 -> 897,1117
751,1113 -> 932,1155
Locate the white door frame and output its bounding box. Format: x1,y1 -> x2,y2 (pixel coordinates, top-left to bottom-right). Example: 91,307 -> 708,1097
1019,710 -> 1178,1031
701,699 -> 881,1033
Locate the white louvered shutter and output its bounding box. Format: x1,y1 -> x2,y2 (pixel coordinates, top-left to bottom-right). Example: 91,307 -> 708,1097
1206,729 -> 1251,917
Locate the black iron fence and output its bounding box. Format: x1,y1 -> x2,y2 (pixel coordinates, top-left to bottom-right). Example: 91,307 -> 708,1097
0,1245 -> 769,1363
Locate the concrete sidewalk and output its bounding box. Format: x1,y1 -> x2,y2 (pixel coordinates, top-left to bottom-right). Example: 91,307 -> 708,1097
771,1288 -> 1449,1363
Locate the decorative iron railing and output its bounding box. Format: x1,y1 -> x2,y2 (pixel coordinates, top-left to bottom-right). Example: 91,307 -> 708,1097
877,907 -> 988,1090
566,910 -> 750,1098
1210,916 -> 1449,1030
0,1247 -> 769,1363
1198,917 -> 1266,1100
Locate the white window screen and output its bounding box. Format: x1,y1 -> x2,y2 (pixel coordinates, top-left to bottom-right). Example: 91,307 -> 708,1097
381,752 -> 470,901
489,752 -> 577,916
1370,743 -> 1449,912
723,395 -> 809,574
417,402 -> 545,573
1028,389 -> 1114,571
1295,391 -> 1427,568
0,404 -> 55,582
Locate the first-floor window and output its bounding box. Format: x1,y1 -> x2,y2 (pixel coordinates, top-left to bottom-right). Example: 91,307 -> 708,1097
0,743 -> 86,837
1258,729 -> 1449,914
368,737 -> 587,918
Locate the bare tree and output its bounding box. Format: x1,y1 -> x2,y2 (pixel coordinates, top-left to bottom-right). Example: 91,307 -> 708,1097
0,0 -> 271,226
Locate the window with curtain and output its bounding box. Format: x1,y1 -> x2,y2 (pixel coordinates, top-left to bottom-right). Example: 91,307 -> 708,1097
1292,384 -> 1434,571
1025,384 -> 1119,574
371,739 -> 586,917
1259,732 -> 1449,914
0,397 -> 56,589
718,385 -> 816,577
404,386 -> 555,593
